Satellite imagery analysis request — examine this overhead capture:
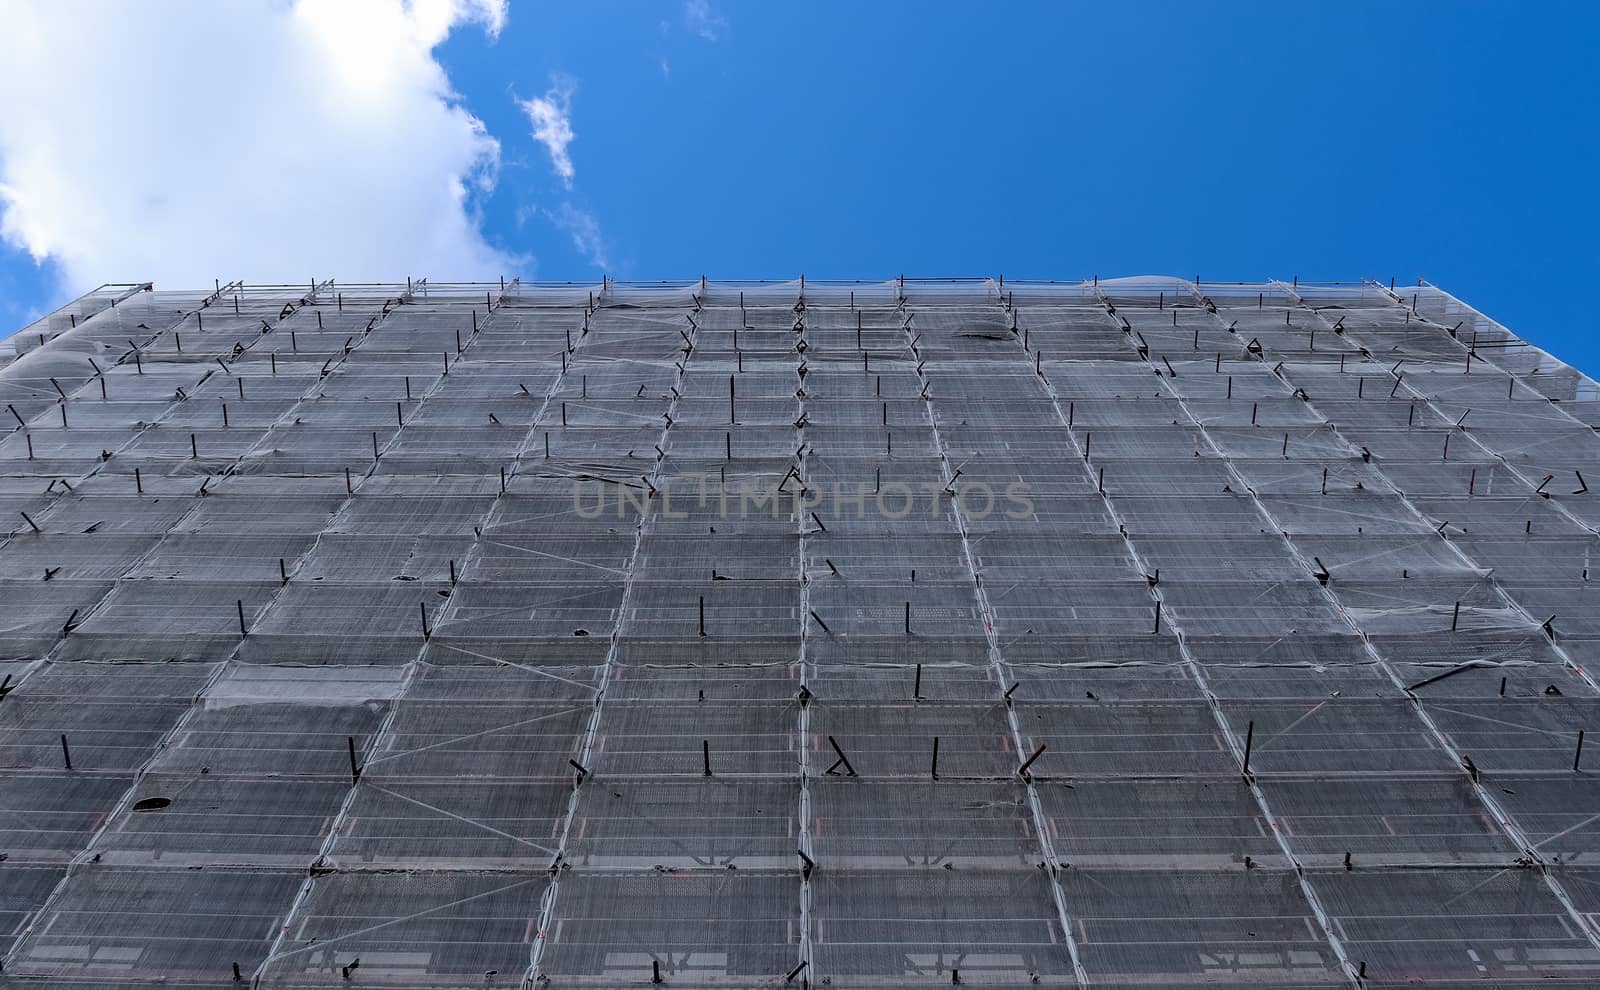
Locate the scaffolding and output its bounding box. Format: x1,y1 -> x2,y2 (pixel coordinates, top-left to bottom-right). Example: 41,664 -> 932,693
0,275 -> 1598,987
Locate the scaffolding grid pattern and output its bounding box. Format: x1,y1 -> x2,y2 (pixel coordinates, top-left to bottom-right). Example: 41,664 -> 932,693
0,275 -> 1598,987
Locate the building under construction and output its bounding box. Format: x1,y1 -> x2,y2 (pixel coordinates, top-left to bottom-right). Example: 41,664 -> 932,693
0,275 -> 1598,987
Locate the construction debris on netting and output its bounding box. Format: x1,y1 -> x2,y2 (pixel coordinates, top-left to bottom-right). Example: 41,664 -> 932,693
4,276 -> 1600,986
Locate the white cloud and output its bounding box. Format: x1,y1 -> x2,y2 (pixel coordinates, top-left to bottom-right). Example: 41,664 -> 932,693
513,74 -> 605,272
0,0 -> 519,289
684,0 -> 726,41
517,78 -> 576,188
547,203 -> 609,270
413,0 -> 507,42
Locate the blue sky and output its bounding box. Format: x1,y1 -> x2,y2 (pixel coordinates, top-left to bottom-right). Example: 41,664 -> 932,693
4,1 -> 1598,370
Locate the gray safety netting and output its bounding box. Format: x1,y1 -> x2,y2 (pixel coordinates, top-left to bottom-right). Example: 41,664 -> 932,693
1,276 -> 1599,987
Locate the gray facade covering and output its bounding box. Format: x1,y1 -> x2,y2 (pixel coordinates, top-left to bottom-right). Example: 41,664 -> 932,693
0,275 -> 1597,987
